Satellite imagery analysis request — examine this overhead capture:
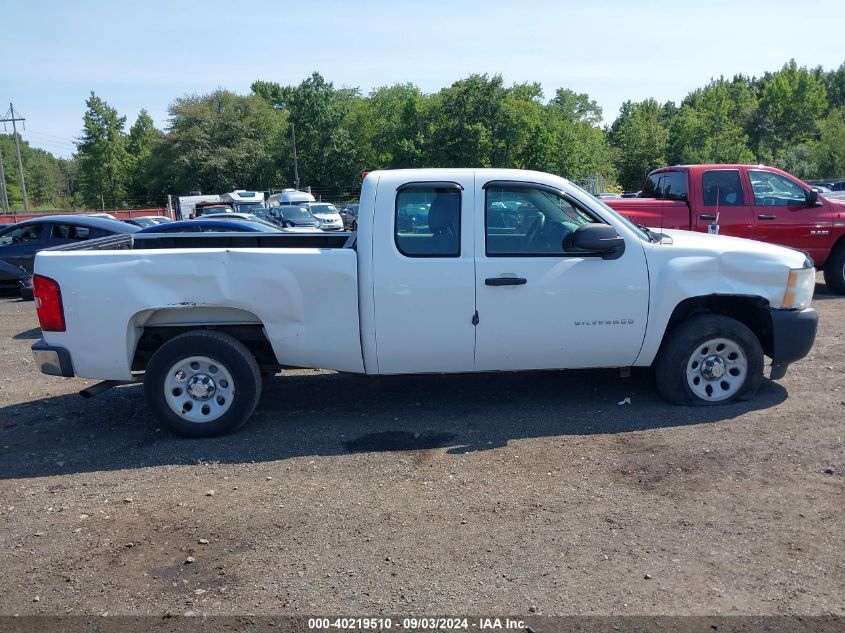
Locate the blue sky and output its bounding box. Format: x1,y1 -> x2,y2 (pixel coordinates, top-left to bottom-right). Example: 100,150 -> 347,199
2,0 -> 843,158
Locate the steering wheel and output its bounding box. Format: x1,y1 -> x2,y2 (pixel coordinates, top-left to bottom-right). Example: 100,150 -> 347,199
12,236 -> 22,244
522,212 -> 546,252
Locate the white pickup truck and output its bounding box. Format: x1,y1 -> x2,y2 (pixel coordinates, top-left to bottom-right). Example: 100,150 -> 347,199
31,169 -> 818,437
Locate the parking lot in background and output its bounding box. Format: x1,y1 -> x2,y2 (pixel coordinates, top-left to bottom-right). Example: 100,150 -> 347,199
0,280 -> 842,615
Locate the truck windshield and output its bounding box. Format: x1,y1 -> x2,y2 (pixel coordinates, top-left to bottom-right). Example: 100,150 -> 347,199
283,207 -> 315,220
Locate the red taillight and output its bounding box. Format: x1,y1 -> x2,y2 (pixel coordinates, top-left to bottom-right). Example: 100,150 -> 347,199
33,275 -> 65,332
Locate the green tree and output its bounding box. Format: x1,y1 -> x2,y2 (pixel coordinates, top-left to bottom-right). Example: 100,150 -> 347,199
152,89 -> 287,193
609,99 -> 669,190
126,109 -> 163,204
754,60 -> 828,162
76,92 -> 131,207
811,108 -> 845,178
252,72 -> 360,189
667,79 -> 756,164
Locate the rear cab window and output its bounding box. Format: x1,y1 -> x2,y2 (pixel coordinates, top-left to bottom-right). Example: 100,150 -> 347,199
395,183 -> 461,257
640,171 -> 688,200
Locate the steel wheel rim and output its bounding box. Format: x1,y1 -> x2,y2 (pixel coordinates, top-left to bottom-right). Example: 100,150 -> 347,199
685,337 -> 747,402
163,355 -> 235,423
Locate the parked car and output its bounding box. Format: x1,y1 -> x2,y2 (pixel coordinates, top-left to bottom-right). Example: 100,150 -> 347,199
304,202 -> 344,231
124,216 -> 173,228
594,192 -> 622,199
340,203 -> 359,230
31,168 -> 816,437
604,164 -> 845,293
138,219 -> 284,234
272,206 -> 321,229
0,258 -> 30,298
0,215 -> 139,299
811,185 -> 832,194
193,203 -> 233,218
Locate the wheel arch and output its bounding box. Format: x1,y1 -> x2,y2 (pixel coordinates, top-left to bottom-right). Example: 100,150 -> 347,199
128,306 -> 277,372
659,294 -> 774,359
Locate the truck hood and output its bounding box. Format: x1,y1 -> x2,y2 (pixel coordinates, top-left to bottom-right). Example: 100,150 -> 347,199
645,228 -> 812,310
656,228 -> 810,269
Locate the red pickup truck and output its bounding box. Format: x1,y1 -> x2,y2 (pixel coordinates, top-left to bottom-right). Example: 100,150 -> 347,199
605,165 -> 845,293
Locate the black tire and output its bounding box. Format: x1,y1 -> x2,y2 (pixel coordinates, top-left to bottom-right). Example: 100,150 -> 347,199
144,330 -> 261,437
654,314 -> 763,406
823,242 -> 845,295
351,220 -> 357,232
19,285 -> 34,301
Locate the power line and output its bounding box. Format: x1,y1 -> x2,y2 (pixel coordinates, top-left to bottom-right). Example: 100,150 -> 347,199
0,103 -> 29,212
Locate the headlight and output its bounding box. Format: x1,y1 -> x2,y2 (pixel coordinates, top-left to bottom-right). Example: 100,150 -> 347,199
781,267 -> 815,309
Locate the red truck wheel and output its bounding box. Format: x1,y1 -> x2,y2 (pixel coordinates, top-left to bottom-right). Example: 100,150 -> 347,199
823,243 -> 845,295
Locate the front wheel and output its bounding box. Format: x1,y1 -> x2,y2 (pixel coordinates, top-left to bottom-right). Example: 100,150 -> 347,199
144,330 -> 262,437
823,242 -> 845,294
654,315 -> 763,405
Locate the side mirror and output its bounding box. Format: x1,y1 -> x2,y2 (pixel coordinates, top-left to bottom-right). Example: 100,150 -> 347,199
570,224 -> 626,260
805,189 -> 819,206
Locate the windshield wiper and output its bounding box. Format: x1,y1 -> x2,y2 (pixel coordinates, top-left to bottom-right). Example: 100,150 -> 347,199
637,224 -> 660,243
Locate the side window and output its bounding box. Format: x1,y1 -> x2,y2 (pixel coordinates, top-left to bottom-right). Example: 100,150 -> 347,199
640,172 -> 687,200
395,185 -> 460,257
51,224 -> 91,241
485,184 -> 599,256
702,170 -> 744,206
748,170 -> 806,206
0,224 -> 43,246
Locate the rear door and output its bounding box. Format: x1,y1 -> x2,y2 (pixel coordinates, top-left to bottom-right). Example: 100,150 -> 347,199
474,180 -> 650,371
371,175 -> 477,374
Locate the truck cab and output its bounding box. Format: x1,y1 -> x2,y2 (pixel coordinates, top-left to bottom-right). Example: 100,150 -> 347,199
606,165 -> 845,293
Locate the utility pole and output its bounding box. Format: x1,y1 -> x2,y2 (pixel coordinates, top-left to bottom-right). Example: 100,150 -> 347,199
0,143 -> 9,213
1,103 -> 28,212
291,122 -> 300,190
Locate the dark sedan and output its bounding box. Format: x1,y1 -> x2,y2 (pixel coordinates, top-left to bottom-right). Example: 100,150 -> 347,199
137,219 -> 284,234
0,215 -> 139,299
340,203 -> 359,230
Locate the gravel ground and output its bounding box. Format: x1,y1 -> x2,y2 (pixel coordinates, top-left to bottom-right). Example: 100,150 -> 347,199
0,282 -> 842,617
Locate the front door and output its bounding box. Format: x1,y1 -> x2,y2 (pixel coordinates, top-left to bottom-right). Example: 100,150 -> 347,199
746,169 -> 825,262
474,181 -> 650,371
371,175 -> 477,374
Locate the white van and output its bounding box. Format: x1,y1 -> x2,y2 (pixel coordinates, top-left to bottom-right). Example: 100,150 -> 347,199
265,188 -> 315,208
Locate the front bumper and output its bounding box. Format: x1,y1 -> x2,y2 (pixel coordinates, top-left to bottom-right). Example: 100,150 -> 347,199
768,307 -> 818,379
31,339 -> 75,377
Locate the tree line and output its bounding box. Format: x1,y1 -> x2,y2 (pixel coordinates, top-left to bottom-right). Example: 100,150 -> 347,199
2,58 -> 844,211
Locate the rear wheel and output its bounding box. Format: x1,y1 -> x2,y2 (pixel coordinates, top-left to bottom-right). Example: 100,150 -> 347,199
654,315 -> 763,405
823,242 -> 845,295
144,330 -> 261,437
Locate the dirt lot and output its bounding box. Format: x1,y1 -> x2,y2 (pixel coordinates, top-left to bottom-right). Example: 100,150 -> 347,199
0,282 -> 842,617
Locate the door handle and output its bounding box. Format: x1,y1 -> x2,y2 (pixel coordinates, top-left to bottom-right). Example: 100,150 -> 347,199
485,277 -> 527,286
699,214 -> 716,221
757,214 -> 776,220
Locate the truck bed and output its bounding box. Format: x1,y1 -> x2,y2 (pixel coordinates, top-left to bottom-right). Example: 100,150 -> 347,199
34,232 -> 365,380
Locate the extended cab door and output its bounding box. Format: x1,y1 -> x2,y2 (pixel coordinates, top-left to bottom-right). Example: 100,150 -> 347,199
474,181 -> 650,371
370,175 -> 477,374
